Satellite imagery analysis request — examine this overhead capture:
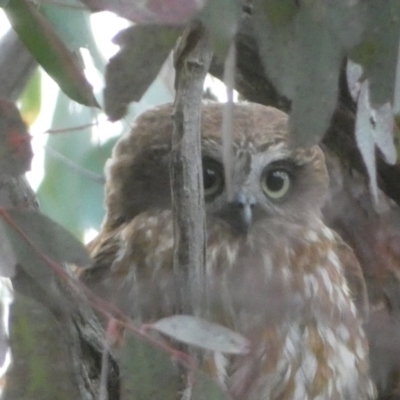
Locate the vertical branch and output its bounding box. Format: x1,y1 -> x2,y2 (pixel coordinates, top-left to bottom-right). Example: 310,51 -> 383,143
171,21 -> 213,316
222,44 -> 236,202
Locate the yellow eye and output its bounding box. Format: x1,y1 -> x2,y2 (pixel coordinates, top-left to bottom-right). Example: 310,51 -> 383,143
203,159 -> 224,198
261,169 -> 291,199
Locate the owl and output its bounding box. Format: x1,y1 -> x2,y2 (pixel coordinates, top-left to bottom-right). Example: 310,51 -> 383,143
82,102 -> 376,399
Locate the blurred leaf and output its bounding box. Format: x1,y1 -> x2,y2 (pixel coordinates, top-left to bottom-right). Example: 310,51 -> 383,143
286,7 -> 342,147
38,0 -> 92,52
3,209 -> 91,267
355,80 -> 397,205
37,92 -> 104,237
41,0 -> 106,74
80,0 -> 206,25
151,315 -> 249,355
351,0 -> 400,106
4,0 -> 98,107
253,0 -> 365,146
4,292 -> 81,400
0,221 -> 17,277
192,372 -> 230,400
200,0 -> 241,58
104,25 -> 181,121
79,137 -> 118,228
316,0 -> 366,51
0,98 -> 33,176
117,332 -> 182,400
253,0 -> 298,100
19,69 -> 42,127
0,209 -> 89,306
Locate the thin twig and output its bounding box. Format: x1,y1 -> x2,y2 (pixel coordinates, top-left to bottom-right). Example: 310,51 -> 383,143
222,44 -> 236,202
45,146 -> 105,184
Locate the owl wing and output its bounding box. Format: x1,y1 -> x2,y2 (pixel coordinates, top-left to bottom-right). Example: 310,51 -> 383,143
79,223 -> 127,287
334,231 -> 369,321
80,211 -> 176,320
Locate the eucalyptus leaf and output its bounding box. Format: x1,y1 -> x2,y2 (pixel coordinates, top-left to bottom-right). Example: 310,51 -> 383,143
104,25 -> 182,121
200,0 -> 242,58
80,0 -> 205,25
191,372 -> 231,400
0,210 -> 84,306
351,0 -> 400,106
37,92 -> 103,237
253,0 -> 345,146
38,0 -> 92,52
253,0 -> 298,100
287,8 -> 342,147
3,209 -> 90,267
151,315 -> 249,355
4,0 -> 98,107
0,221 -> 17,278
355,81 -> 397,206
117,332 -> 182,400
19,69 -> 42,127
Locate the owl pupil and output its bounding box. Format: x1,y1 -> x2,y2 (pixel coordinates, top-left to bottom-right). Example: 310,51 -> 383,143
267,171 -> 284,191
204,168 -> 217,189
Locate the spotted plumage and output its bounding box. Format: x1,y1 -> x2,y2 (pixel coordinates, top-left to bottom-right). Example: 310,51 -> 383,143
82,102 -> 375,399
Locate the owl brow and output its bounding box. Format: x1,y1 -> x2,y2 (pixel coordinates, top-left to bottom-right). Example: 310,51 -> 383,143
267,159 -> 301,173
256,138 -> 286,153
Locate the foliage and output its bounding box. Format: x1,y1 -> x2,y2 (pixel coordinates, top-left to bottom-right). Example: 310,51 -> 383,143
1,0 -> 400,399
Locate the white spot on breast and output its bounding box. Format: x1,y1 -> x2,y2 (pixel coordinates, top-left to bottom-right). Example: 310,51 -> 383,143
304,230 -> 319,243
304,273 -> 320,298
318,268 -> 333,299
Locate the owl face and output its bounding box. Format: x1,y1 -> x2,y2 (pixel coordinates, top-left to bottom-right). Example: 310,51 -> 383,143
201,137 -> 327,233
104,102 -> 329,234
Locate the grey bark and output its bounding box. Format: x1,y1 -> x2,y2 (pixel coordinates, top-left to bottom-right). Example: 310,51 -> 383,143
171,21 -> 212,315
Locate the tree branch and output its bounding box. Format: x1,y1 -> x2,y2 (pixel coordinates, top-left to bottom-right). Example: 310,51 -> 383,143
171,21 -> 212,315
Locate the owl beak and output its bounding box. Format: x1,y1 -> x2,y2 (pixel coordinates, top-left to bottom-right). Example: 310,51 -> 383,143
238,203 -> 252,229
234,193 -> 255,233
218,193 -> 256,234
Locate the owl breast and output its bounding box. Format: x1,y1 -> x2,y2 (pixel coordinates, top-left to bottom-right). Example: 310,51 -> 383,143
205,217 -> 375,399
101,210 -> 375,399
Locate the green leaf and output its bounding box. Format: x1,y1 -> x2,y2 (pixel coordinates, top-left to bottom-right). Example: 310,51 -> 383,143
19,69 -> 42,127
191,372 -> 230,400
4,0 -> 99,107
151,315 -> 249,355
2,209 -> 90,267
4,293 -> 81,400
200,0 -> 242,58
350,0 -> 400,106
117,332 -> 182,400
37,92 -> 104,238
104,25 -> 181,121
0,221 -> 17,277
80,0 -> 205,25
253,0 -> 356,145
253,0 -> 298,100
286,7 -> 342,147
0,209 -> 89,304
38,0 -> 92,52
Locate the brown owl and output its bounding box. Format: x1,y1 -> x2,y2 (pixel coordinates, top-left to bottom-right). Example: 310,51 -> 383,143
82,102 -> 375,399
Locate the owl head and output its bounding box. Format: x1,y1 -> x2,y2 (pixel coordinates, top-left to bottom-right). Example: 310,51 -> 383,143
103,102 -> 329,233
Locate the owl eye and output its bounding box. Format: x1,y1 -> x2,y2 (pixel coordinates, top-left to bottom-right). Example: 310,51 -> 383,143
261,168 -> 291,199
202,158 -> 224,198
